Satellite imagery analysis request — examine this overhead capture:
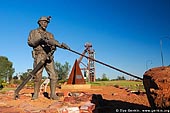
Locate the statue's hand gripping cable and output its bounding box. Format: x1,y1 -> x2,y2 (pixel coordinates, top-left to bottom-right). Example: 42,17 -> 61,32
41,37 -> 70,50
41,37 -> 61,47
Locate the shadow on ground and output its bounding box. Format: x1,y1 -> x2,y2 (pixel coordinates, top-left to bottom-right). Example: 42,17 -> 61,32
91,94 -> 151,113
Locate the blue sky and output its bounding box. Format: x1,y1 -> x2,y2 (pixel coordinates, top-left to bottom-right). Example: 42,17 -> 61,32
0,0 -> 170,79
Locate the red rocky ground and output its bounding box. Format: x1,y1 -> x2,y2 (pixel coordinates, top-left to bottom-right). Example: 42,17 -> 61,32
0,85 -> 151,113
2,66 -> 170,113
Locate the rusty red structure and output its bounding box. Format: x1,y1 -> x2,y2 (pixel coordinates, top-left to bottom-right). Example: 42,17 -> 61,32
67,60 -> 85,84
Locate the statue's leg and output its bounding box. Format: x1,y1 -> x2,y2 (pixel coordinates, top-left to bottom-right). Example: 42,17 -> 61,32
45,60 -> 59,100
32,56 -> 44,100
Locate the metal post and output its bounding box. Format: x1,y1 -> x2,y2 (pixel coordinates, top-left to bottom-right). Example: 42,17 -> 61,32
160,39 -> 164,66
160,36 -> 170,66
146,60 -> 152,70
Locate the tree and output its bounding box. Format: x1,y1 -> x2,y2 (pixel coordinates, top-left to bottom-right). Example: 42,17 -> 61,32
19,72 -> 29,81
116,76 -> 126,80
96,77 -> 101,81
101,73 -> 109,81
54,61 -> 71,81
42,76 -> 47,79
13,76 -> 18,80
0,56 -> 15,83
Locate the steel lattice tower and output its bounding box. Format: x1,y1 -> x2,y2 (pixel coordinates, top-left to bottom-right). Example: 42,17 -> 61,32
87,48 -> 96,82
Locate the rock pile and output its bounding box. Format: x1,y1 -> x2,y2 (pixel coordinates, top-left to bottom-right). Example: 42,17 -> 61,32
143,66 -> 170,109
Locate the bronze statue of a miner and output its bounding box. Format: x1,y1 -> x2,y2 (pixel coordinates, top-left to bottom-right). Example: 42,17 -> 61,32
28,16 -> 69,100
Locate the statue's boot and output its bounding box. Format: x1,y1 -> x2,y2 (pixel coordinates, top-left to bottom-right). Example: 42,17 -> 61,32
50,80 -> 59,100
32,82 -> 40,100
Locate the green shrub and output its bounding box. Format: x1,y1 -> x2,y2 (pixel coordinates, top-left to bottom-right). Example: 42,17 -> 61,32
113,84 -> 119,88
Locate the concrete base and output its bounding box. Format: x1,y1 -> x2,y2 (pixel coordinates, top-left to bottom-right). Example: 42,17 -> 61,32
61,84 -> 91,90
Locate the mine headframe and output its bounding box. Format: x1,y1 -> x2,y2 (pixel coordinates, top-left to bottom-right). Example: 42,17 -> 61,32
77,42 -> 96,82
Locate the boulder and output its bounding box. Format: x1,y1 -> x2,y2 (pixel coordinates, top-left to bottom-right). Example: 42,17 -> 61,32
143,66 -> 170,109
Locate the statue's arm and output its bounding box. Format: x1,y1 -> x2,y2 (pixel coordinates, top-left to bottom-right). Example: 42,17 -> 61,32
28,30 -> 42,47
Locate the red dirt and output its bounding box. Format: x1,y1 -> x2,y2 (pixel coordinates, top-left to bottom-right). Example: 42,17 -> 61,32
0,85 -> 151,113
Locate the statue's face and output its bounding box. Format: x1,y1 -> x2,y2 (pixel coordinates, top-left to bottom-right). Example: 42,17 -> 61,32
39,20 -> 48,30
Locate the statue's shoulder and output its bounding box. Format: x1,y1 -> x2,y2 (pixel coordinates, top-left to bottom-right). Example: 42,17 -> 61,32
30,29 -> 38,33
46,31 -> 54,38
46,31 -> 53,35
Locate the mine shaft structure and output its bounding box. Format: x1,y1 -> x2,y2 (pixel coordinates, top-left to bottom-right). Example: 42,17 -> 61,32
77,42 -> 96,82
